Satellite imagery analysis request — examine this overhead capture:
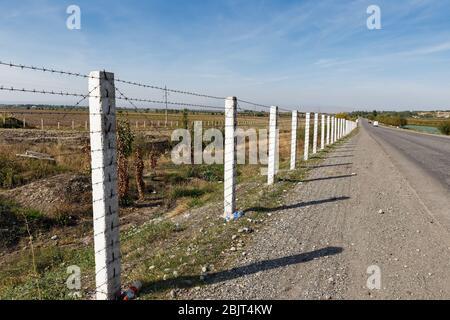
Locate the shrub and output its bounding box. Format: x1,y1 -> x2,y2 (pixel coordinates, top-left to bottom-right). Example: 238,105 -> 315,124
438,121 -> 450,135
117,120 -> 135,205
0,117 -> 25,129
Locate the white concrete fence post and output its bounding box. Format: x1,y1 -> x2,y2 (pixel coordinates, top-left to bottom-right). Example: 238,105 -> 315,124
331,117 -> 335,144
334,117 -> 338,142
336,118 -> 339,140
88,71 -> 121,300
326,115 -> 330,145
335,117 -> 338,142
336,119 -> 339,140
304,112 -> 311,161
290,110 -> 298,170
321,114 -> 325,150
224,97 -> 237,220
313,113 -> 319,155
267,106 -> 278,185
41,118 -> 44,131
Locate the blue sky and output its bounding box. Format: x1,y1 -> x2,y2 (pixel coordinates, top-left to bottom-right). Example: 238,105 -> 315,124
0,0 -> 450,112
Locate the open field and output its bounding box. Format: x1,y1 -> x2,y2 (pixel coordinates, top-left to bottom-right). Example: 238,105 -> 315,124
406,117 -> 450,128
0,107 -> 327,299
0,108 -> 299,131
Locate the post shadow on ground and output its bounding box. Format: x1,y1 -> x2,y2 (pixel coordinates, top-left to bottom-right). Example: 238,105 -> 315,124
279,174 -> 356,184
244,196 -> 350,214
140,246 -> 344,295
301,174 -> 357,183
332,149 -> 356,153
325,155 -> 354,159
301,163 -> 353,169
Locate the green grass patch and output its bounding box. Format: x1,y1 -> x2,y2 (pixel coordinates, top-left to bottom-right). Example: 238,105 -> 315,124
403,125 -> 441,135
0,197 -> 53,248
170,186 -> 207,199
0,154 -> 68,189
0,244 -> 95,300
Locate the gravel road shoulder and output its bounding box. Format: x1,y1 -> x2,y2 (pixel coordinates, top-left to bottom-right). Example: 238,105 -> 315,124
181,125 -> 450,300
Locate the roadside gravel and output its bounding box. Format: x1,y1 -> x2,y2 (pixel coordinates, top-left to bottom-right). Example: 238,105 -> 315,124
181,124 -> 450,300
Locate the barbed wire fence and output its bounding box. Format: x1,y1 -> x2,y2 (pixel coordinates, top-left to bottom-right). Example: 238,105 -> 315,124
0,60 -> 357,300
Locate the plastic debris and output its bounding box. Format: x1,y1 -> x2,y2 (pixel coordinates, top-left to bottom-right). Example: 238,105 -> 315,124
121,281 -> 142,300
225,211 -> 245,222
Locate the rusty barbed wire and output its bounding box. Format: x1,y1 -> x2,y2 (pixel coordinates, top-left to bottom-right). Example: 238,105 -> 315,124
0,60 -> 225,101
0,85 -> 90,98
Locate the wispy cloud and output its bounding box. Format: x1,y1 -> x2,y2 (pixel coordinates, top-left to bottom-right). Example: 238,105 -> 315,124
1,0 -> 450,110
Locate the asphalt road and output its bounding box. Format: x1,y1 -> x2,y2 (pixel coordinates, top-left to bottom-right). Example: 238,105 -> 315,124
363,119 -> 450,230
362,119 -> 450,189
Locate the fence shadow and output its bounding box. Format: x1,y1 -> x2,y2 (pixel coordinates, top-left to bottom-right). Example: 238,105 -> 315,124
300,174 -> 356,183
244,196 -> 350,214
325,155 -> 354,159
140,246 -> 344,295
302,163 -> 353,169
333,149 -> 355,153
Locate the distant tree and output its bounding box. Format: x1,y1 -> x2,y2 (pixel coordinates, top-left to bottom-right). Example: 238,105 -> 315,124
336,112 -> 349,119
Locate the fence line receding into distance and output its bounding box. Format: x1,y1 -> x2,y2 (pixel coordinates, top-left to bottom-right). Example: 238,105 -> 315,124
0,60 -> 358,300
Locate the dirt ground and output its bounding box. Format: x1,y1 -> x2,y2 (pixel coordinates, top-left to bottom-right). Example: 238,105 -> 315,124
180,122 -> 450,300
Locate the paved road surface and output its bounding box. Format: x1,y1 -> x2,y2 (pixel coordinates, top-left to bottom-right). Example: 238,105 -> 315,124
363,119 -> 450,231
182,121 -> 450,300
362,119 -> 450,190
